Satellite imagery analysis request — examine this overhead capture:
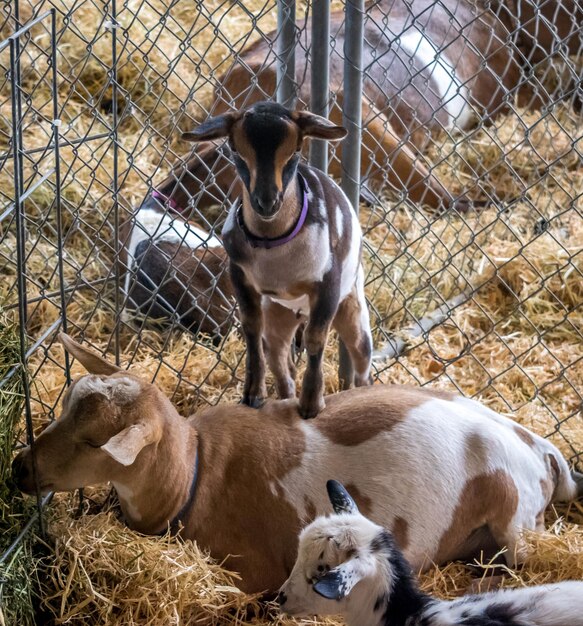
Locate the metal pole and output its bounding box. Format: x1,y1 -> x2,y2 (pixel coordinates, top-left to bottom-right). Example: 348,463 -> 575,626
10,34 -> 46,537
309,0 -> 330,172
276,0 -> 297,108
110,0 -> 121,366
339,0 -> 365,389
51,8 -> 70,385
341,0 -> 364,211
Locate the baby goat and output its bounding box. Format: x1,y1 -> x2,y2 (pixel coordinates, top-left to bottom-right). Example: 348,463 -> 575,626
279,481 -> 583,626
182,101 -> 372,418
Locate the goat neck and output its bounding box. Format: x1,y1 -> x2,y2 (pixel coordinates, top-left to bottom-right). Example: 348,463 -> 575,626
112,394 -> 199,535
240,173 -> 302,240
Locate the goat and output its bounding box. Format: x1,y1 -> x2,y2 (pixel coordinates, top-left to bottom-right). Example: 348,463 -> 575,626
279,480 -> 583,626
12,334 -> 583,594
164,0 -> 582,217
182,101 -> 373,418
119,190 -> 234,338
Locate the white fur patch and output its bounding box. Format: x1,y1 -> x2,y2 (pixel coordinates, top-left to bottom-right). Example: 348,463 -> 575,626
270,294 -> 310,317
112,481 -> 143,522
278,397 -> 552,569
398,30 -> 472,130
70,375 -> 141,407
338,209 -> 362,302
336,205 -> 344,241
284,512 -> 583,626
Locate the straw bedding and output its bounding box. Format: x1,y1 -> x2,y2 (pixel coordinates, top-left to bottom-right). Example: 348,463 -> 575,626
0,0 -> 581,623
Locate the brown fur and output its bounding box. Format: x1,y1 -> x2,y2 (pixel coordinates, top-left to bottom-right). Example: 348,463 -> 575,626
391,516 -> 410,551
436,470 -> 520,563
344,483 -> 373,517
263,300 -> 303,399
16,367 -> 460,592
273,122 -> 301,190
315,385 -> 452,446
127,241 -> 233,335
184,402 -> 307,592
514,425 -> 536,448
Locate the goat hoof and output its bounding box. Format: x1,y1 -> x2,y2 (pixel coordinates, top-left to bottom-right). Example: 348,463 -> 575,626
240,395 -> 265,409
298,397 -> 325,419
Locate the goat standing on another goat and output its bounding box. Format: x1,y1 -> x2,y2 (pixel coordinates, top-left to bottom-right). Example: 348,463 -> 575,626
279,480 -> 583,626
182,101 -> 373,418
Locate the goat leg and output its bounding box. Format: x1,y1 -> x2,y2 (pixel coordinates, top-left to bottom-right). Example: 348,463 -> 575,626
299,277 -> 340,419
230,263 -> 266,408
263,299 -> 302,399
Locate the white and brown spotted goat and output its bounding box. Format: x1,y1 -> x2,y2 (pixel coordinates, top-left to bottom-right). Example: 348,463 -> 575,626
179,0 -> 583,216
12,335 -> 583,594
183,101 -> 373,418
279,481 -> 583,626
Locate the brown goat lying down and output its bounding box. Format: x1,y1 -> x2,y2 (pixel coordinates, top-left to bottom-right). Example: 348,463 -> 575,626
12,334 -> 583,594
152,0 -> 583,215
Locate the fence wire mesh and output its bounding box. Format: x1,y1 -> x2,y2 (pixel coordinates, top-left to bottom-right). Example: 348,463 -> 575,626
0,0 -> 582,620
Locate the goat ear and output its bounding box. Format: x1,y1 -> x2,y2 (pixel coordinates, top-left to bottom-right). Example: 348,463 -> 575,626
313,560 -> 366,600
101,422 -> 158,466
182,112 -> 239,142
59,333 -> 121,375
293,111 -> 347,141
327,480 -> 359,515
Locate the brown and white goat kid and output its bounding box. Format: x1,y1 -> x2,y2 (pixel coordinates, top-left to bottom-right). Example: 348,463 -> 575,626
120,190 -> 233,337
183,101 -> 373,418
12,334 -> 583,594
279,481 -> 583,626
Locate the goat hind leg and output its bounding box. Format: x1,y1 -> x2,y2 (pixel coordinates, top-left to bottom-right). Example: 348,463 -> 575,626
263,300 -> 302,399
333,269 -> 373,389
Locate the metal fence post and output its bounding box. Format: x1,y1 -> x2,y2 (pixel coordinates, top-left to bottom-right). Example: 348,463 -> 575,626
309,0 -> 330,171
276,0 -> 297,108
338,0 -> 365,389
341,0 -> 364,211
110,0 -> 121,366
50,8 -> 70,384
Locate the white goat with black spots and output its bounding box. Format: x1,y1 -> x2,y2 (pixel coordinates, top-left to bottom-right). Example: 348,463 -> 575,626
279,480 -> 583,626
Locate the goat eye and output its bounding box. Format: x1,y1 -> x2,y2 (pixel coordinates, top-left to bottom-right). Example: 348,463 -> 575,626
84,440 -> 100,449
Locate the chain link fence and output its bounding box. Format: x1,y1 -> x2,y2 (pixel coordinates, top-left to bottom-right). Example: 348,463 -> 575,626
0,0 -> 581,621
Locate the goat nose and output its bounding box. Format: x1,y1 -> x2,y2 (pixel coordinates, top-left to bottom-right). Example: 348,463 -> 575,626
11,454 -> 28,483
276,591 -> 287,606
255,196 -> 277,215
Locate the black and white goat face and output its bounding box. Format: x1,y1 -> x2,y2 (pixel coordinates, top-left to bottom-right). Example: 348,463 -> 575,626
182,102 -> 346,219
278,481 -> 388,617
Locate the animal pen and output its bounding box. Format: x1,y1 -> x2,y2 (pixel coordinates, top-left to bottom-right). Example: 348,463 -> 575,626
0,0 -> 582,623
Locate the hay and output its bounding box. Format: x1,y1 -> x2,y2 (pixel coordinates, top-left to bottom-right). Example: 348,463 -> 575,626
0,310 -> 37,626
0,0 -> 581,623
35,495 -> 583,624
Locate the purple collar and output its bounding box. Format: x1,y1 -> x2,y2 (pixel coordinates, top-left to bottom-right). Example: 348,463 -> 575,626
237,174 -> 309,249
151,188 -> 181,212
